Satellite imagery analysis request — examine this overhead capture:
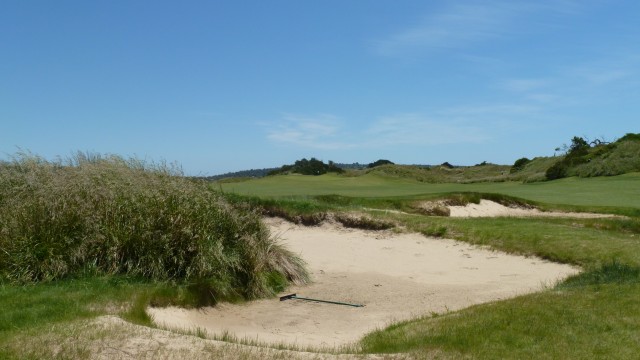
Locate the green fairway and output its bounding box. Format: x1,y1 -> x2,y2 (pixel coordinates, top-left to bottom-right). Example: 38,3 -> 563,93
220,172 -> 640,208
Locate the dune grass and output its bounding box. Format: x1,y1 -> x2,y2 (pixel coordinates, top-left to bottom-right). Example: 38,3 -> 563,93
0,152 -> 307,296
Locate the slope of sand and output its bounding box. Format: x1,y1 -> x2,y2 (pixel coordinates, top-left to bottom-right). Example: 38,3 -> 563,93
149,218 -> 579,348
447,199 -> 618,218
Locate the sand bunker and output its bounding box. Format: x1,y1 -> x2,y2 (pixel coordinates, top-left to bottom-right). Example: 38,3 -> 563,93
149,218 -> 579,348
447,200 -> 618,218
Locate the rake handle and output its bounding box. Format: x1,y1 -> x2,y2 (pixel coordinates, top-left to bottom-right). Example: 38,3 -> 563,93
280,293 -> 364,307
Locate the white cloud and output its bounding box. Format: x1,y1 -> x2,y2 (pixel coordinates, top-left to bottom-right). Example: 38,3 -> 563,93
364,114 -> 489,146
579,69 -> 632,85
372,1 -> 589,59
373,2 -> 536,57
439,104 -> 540,116
265,114 -> 354,150
494,54 -> 640,109
266,112 -> 494,151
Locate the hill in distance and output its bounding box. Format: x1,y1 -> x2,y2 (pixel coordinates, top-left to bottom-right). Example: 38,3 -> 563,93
208,133 -> 640,183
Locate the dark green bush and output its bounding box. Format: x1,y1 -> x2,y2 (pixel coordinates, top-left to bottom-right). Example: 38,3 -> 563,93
510,157 -> 531,173
368,159 -> 394,168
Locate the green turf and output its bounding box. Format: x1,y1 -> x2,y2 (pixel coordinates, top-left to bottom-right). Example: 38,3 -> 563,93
360,282 -> 640,359
219,172 -> 640,208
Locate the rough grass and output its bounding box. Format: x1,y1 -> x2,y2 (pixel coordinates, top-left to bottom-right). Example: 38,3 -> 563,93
360,262 -> 640,359
362,163 -> 512,183
389,214 -> 640,267
0,152 -> 308,300
571,140 -> 640,177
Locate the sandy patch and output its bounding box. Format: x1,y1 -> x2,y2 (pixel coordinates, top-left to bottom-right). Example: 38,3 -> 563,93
447,200 -> 619,218
30,315 -> 389,360
149,219 -> 579,348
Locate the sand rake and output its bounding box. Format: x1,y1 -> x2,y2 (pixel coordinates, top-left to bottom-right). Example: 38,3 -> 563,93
280,293 -> 365,307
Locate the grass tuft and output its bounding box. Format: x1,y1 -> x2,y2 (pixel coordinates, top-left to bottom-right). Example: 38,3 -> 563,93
333,213 -> 394,230
559,261 -> 640,289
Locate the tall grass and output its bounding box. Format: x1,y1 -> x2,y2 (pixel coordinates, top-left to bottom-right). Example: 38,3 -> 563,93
0,152 -> 307,300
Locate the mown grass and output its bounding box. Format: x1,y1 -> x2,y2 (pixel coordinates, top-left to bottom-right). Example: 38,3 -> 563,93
219,171 -> 640,210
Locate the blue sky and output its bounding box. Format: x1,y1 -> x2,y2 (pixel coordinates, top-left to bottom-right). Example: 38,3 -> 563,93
2,1 -> 638,175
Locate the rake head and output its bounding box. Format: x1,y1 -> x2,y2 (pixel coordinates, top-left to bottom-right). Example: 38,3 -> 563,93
280,293 -> 297,301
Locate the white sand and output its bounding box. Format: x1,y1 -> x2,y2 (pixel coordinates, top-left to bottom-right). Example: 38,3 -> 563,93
149,218 -> 579,348
447,199 -> 618,218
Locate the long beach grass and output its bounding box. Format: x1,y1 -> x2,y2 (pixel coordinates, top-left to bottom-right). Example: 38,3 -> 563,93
0,152 -> 307,299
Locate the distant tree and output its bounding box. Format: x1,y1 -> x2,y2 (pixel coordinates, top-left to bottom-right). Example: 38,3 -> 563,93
268,158 -> 343,176
568,136 -> 589,155
510,157 -> 531,173
367,159 -> 394,168
546,136 -> 592,180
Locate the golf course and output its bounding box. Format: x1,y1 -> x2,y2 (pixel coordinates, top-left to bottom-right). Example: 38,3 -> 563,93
2,143 -> 640,359
5,1 -> 640,358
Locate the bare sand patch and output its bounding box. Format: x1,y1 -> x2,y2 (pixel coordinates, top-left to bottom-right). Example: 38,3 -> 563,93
447,199 -> 619,218
38,315 -> 386,360
149,218 -> 579,348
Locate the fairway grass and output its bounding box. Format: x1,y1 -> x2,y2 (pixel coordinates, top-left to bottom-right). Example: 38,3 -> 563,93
220,172 -> 640,209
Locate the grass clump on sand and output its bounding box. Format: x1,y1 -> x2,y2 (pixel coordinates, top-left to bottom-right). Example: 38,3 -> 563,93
0,152 -> 307,300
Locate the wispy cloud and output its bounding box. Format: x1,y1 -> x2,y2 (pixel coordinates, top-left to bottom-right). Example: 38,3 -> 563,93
499,78 -> 559,103
574,68 -> 633,85
495,53 -> 640,107
372,1 -> 586,58
501,78 -> 550,93
265,110 -> 521,150
373,2 -> 532,57
265,114 -> 354,150
364,114 -> 489,146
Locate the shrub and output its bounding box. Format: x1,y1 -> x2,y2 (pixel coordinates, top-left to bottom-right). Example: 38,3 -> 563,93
546,161 -> 569,180
367,159 -> 394,168
510,157 -> 531,173
268,158 -> 344,176
334,214 -> 394,230
0,153 -> 308,299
